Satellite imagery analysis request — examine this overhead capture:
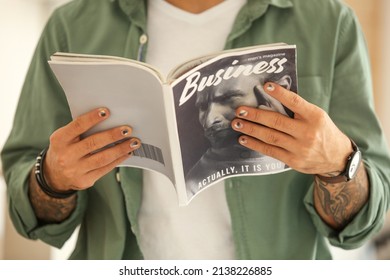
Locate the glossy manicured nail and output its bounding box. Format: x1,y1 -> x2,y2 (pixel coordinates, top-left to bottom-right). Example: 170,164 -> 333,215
121,128 -> 130,136
234,121 -> 243,129
239,136 -> 248,145
130,138 -> 141,148
238,109 -> 248,117
98,108 -> 108,118
266,83 -> 275,92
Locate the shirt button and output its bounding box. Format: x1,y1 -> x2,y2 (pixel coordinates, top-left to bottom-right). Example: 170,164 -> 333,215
139,34 -> 148,44
115,170 -> 121,183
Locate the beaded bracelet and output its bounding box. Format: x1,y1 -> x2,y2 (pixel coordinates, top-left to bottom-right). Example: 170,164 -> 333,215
34,148 -> 77,199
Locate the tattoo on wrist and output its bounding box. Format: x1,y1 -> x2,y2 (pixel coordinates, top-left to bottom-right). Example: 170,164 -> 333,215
314,165 -> 369,229
29,169 -> 77,224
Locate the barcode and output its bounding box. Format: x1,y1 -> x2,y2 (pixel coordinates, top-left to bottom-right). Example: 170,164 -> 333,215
133,143 -> 165,165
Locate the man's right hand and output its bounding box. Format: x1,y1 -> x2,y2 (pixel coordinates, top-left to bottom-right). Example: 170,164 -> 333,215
43,107 -> 141,192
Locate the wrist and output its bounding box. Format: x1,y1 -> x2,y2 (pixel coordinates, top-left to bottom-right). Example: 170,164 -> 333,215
316,138 -> 362,183
34,148 -> 77,199
318,136 -> 353,177
29,166 -> 77,224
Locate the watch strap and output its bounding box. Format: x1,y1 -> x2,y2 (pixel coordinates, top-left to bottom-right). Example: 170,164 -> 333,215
315,173 -> 348,184
315,139 -> 360,184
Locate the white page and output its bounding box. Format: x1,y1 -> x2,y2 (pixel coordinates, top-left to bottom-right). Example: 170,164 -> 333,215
49,61 -> 175,183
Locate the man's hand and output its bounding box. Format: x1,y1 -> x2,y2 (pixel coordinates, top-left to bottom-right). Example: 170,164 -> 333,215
231,82 -> 369,230
231,82 -> 352,176
44,107 -> 141,192
29,107 -> 141,223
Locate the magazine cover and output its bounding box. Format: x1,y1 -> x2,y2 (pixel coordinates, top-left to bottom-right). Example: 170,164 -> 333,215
171,46 -> 297,199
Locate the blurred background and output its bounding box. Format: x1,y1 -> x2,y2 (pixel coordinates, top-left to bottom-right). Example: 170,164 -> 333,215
1,0 -> 389,260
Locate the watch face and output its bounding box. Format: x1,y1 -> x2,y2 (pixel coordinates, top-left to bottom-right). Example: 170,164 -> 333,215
348,150 -> 362,179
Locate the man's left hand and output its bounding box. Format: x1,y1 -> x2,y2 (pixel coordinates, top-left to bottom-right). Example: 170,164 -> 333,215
231,82 -> 352,176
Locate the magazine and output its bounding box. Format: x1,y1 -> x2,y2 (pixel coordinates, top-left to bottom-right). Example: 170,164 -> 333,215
48,43 -> 298,206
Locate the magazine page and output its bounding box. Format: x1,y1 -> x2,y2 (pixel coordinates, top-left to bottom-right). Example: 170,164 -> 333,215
48,60 -> 176,183
167,43 -> 287,82
170,45 -> 298,203
51,52 -> 166,82
162,86 -> 188,205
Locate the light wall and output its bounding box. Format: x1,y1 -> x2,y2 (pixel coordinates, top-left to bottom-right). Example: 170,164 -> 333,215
0,0 -> 389,260
0,0 -> 70,260
0,0 -> 47,260
378,0 -> 390,139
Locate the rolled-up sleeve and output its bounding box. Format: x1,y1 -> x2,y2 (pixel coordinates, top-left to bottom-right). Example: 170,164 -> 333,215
1,11 -> 86,248
304,161 -> 389,249
6,160 -> 87,248
304,7 -> 390,249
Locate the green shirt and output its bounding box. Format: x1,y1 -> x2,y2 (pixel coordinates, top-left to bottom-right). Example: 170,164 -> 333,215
2,0 -> 390,259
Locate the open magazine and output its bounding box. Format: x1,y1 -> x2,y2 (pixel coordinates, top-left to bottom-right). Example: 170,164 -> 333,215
48,43 -> 298,206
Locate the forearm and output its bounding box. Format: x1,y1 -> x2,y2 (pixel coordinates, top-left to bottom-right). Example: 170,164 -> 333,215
28,168 -> 77,224
314,164 -> 370,230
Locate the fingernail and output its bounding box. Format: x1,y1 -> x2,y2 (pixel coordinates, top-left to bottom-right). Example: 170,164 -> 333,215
121,128 -> 129,136
130,139 -> 140,148
234,121 -> 243,129
266,83 -> 275,92
239,136 -> 248,145
238,109 -> 248,117
98,108 -> 108,118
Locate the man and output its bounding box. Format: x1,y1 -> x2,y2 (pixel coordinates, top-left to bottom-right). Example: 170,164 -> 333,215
1,0 -> 390,259
186,73 -> 292,196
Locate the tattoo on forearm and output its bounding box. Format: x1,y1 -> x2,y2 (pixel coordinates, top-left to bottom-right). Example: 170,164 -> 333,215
314,165 -> 369,230
29,169 -> 77,224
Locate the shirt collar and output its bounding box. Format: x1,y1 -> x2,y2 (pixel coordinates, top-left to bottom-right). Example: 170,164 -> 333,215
266,0 -> 293,8
109,0 -> 294,30
245,0 -> 294,19
112,0 -> 147,31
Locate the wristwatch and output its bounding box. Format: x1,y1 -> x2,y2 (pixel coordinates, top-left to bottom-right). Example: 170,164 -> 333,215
316,139 -> 362,184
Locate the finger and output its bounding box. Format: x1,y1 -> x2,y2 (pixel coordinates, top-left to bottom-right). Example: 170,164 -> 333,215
237,134 -> 290,162
85,154 -> 131,187
231,118 -> 295,150
263,82 -> 312,116
56,107 -> 110,143
81,137 -> 141,170
235,106 -> 297,136
74,125 -> 133,156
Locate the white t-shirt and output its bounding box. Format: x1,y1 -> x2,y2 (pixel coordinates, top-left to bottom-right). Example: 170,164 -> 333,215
138,0 -> 246,260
